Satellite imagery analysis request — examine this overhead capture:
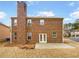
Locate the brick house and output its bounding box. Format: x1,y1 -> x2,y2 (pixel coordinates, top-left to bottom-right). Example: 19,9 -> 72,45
0,23 -> 10,41
11,1 -> 63,44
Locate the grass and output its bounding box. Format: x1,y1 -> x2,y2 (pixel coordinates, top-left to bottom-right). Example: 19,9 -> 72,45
0,38 -> 79,58
0,47 -> 78,58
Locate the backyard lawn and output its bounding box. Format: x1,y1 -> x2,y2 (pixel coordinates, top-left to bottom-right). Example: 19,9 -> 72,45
0,38 -> 79,58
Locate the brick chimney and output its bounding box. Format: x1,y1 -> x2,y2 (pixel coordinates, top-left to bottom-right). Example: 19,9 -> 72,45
17,1 -> 27,44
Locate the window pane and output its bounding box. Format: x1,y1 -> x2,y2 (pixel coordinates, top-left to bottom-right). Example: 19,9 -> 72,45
44,34 -> 46,41
28,36 -> 31,40
53,32 -> 56,34
14,19 -> 17,26
27,32 -> 32,40
72,35 -> 75,37
76,35 -> 79,37
14,32 -> 16,35
40,35 -> 42,41
13,32 -> 17,39
52,32 -> 57,38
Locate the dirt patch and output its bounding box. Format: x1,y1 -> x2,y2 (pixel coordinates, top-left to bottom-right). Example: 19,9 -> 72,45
18,44 -> 35,49
4,42 -> 35,49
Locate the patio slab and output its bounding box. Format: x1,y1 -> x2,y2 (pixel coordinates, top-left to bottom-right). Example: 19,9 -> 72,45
35,43 -> 75,49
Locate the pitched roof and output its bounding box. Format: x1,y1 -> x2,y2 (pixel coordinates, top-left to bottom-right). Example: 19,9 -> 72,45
0,23 -> 9,28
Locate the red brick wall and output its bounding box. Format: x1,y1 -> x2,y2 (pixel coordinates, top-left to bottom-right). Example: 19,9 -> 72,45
17,1 -> 27,44
27,17 -> 63,43
11,17 -> 63,44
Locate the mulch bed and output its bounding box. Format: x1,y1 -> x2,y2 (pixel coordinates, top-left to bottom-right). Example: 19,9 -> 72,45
18,44 -> 35,49
4,42 -> 35,49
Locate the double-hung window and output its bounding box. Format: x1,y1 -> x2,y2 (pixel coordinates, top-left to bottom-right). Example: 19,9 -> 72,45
40,19 -> 44,25
27,19 -> 32,26
27,32 -> 32,40
52,32 -> 57,38
13,19 -> 17,26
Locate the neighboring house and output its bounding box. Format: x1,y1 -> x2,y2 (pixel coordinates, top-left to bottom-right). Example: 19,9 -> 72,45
64,23 -> 74,31
0,23 -> 10,41
11,1 -> 63,44
64,30 -> 70,37
64,23 -> 74,37
71,30 -> 79,39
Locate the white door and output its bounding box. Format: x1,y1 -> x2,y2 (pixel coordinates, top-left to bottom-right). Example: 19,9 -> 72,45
39,33 -> 47,43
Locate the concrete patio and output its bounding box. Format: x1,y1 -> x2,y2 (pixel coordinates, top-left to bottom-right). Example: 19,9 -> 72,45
35,43 -> 75,49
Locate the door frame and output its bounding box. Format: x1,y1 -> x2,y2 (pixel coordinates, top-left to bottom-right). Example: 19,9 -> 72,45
39,33 -> 47,43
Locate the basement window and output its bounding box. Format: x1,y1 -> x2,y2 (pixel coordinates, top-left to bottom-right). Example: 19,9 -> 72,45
27,32 -> 32,40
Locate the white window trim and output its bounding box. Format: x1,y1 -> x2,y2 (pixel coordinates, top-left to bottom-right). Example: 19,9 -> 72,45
14,19 -> 17,26
52,32 -> 57,38
27,19 -> 32,26
27,32 -> 32,40
40,19 -> 44,25
39,33 -> 47,43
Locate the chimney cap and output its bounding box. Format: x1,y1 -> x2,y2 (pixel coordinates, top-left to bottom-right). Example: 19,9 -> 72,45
17,1 -> 26,6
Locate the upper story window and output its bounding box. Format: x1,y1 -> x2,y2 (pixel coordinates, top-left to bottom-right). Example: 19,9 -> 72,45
27,19 -> 32,26
40,19 -> 44,25
13,19 -> 17,26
